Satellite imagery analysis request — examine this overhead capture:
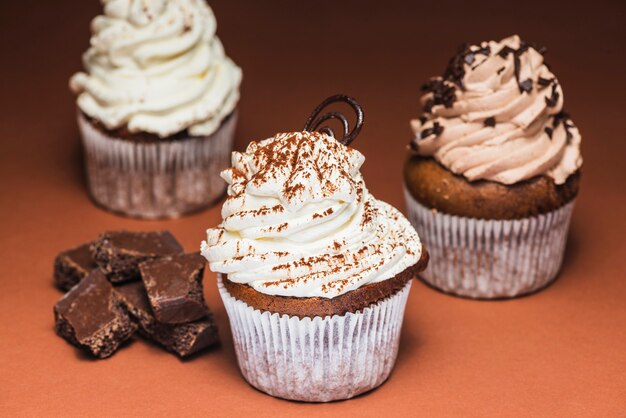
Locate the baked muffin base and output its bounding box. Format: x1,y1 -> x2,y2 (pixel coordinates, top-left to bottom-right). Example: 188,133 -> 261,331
222,248 -> 429,318
218,275 -> 413,402
404,156 -> 580,220
218,250 -> 428,402
78,111 -> 237,219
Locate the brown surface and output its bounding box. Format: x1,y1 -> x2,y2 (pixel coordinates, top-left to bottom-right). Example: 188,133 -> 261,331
1,0 -> 625,416
223,250 -> 429,318
404,156 -> 580,219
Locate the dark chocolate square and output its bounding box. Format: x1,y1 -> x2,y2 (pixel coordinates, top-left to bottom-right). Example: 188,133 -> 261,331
53,242 -> 98,291
139,252 -> 208,324
92,231 -> 184,283
116,282 -> 219,357
54,270 -> 137,359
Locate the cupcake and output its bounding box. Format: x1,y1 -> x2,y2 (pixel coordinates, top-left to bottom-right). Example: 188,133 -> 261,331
70,0 -> 242,219
201,96 -> 428,402
404,35 -> 582,299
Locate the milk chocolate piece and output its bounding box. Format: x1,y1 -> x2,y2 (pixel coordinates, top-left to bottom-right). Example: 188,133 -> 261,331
117,282 -> 219,357
139,252 -> 208,324
54,270 -> 137,359
92,231 -> 184,283
53,242 -> 98,291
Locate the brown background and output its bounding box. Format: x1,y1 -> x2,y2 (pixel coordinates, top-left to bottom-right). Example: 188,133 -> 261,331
1,0 -> 625,416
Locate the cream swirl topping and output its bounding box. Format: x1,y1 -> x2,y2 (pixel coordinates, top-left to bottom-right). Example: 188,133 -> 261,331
410,35 -> 582,185
201,132 -> 422,298
70,0 -> 241,137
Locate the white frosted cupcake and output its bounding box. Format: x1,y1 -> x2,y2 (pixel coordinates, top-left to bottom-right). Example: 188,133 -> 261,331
201,96 -> 428,402
404,35 -> 582,298
70,0 -> 242,219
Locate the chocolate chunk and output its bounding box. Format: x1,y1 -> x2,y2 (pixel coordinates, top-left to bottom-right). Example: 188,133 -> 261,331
92,231 -> 184,283
484,117 -> 496,127
53,242 -> 98,291
139,253 -> 208,324
54,270 -> 137,359
117,282 -> 218,357
497,66 -> 506,75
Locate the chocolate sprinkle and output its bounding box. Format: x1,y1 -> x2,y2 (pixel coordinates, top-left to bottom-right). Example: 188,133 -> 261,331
519,78 -> 533,93
484,117 -> 496,127
553,111 -> 575,143
497,45 -> 514,58
544,127 -> 553,139
443,43 -> 491,89
422,78 -> 457,111
497,42 -> 540,93
497,66 -> 506,75
545,83 -> 560,107
420,121 -> 444,139
303,95 -> 364,146
537,76 -> 553,87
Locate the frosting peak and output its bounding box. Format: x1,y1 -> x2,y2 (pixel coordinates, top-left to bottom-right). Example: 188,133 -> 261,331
202,132 -> 422,298
70,0 -> 241,138
223,132 -> 365,211
410,35 -> 582,185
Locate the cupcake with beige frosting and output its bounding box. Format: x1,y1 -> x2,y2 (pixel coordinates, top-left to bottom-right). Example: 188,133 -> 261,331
70,0 -> 241,219
201,96 -> 428,401
404,35 -> 582,298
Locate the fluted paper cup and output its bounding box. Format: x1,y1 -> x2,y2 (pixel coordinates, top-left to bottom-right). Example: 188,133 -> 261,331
217,275 -> 412,402
403,187 -> 575,298
78,112 -> 237,219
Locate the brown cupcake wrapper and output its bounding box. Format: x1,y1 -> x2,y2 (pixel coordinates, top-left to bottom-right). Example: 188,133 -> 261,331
78,112 -> 237,219
404,187 -> 575,298
218,274 -> 412,402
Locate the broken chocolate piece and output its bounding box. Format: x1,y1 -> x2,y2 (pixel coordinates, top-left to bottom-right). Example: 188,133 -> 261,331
139,253 -> 208,324
117,282 -> 219,357
54,270 -> 137,359
92,231 -> 184,283
484,117 -> 496,127
53,242 -> 98,291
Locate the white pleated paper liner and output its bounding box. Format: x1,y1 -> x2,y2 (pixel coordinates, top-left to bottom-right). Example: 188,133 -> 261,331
404,187 -> 575,299
217,275 -> 412,402
78,112 -> 237,219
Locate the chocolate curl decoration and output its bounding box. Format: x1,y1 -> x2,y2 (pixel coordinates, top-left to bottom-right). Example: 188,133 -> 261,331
303,95 -> 364,146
